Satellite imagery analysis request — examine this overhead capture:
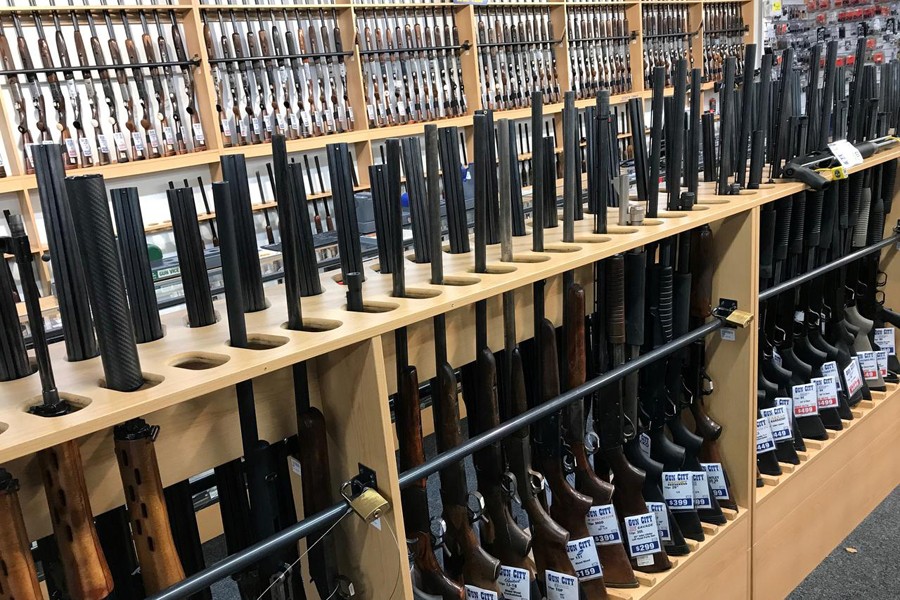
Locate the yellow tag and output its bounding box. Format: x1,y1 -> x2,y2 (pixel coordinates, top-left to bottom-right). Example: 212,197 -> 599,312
831,166 -> 848,180
772,1 -> 782,13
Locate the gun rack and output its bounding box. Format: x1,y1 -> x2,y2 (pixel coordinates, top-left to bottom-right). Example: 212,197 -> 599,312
2,146 -> 898,599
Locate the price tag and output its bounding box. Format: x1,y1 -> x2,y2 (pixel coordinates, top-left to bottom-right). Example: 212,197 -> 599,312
252,117 -> 262,134
813,376 -> 840,409
301,110 -> 312,132
876,350 -> 889,378
566,537 -> 602,581
773,348 -> 783,368
67,79 -> 78,98
131,132 -> 145,152
701,463 -> 730,500
347,107 -> 355,124
147,128 -> 160,151
857,351 -> 879,380
221,119 -> 232,137
163,126 -> 175,145
756,417 -> 776,454
844,358 -> 864,396
692,472 -> 712,509
545,570 -> 579,600
639,433 -> 651,460
465,585 -> 498,600
586,505 -> 623,546
78,138 -> 93,157
775,396 -> 792,412
498,565 -> 530,600
289,113 -> 300,132
64,138 -> 79,158
193,123 -> 205,144
792,383 -> 819,416
113,131 -> 128,151
646,501 -> 671,541
239,119 -> 249,138
827,139 -> 865,169
772,0 -> 783,14
338,105 -> 347,122
662,472 -> 694,510
874,328 -> 895,355
276,114 -> 287,133
761,406 -> 793,442
720,328 -> 736,341
624,513 -> 662,557
821,361 -> 843,391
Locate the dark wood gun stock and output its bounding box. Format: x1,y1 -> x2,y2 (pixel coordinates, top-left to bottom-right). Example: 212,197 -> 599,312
689,225 -> 714,319
410,531 -> 465,600
38,441 -> 114,600
0,470 -> 42,600
114,420 -> 185,594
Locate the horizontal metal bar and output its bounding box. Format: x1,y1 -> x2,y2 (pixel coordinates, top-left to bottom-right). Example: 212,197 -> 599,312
0,59 -> 200,78
208,51 -> 353,65
357,43 -> 469,57
643,31 -> 698,40
759,230 -> 899,302
704,26 -> 750,37
478,38 -> 562,49
569,33 -> 636,43
147,315 -> 726,600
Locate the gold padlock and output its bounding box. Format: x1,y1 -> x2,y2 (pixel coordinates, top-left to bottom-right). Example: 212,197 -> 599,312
724,309 -> 754,328
340,481 -> 390,524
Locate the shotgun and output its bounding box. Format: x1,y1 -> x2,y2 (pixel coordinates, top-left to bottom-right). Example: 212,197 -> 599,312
0,16 -> 34,171
32,6 -> 73,166
102,8 -> 142,161
123,11 -> 162,158
0,469 -> 42,600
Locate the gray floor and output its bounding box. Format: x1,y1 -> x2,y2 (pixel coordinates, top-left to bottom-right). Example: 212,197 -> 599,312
788,485 -> 900,600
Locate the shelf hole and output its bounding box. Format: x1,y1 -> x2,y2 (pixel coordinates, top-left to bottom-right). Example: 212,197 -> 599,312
606,225 -> 639,234
511,254 -> 552,263
439,275 -> 481,286
391,288 -> 442,300
574,234 -> 612,244
0,422 -> 6,436
467,265 -> 517,275
281,318 -> 344,332
98,373 -> 164,392
344,301 -> 399,313
25,393 -> 92,417
182,311 -> 221,328
228,334 -> 290,350
168,352 -> 232,370
544,244 -> 582,253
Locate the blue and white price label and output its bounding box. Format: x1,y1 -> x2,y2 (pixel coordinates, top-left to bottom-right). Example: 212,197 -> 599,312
821,361 -> 843,391
792,383 -> 819,417
586,504 -> 623,546
465,585 -> 498,600
624,513 -> 662,557
877,350 -> 889,378
692,472 -> 712,509
545,570 -> 579,600
701,463 -> 730,500
662,471 -> 694,511
646,501 -> 672,542
813,376 -> 839,409
756,417 -> 776,454
874,328 -> 895,355
566,537 -> 603,581
844,358 -> 864,396
761,406 -> 792,442
498,565 -> 531,600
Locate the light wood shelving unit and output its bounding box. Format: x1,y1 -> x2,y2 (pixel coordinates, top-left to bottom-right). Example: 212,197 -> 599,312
1,146 -> 898,599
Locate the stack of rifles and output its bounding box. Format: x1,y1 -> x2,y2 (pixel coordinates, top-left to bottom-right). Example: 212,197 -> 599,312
0,35 -> 899,600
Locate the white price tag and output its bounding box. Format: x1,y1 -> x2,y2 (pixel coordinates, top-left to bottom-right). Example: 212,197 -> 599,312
498,565 -> 530,600
639,433 -> 651,460
131,132 -> 145,152
701,463 -> 730,500
844,358 -> 864,396
857,351 -> 879,380
828,139 -> 865,169
276,114 -> 287,133
252,117 -> 262,134
221,119 -> 232,137
78,137 -> 93,157
239,119 -> 249,138
544,570 -> 579,600
624,513 -> 662,557
821,361 -> 843,391
566,537 -> 602,581
874,328 -> 895,355
113,131 -> 128,151
97,134 -> 110,154
64,138 -> 78,158
761,406 -> 793,442
692,471 -> 712,509
193,123 -> 205,144
756,417 -> 776,454
876,350 -> 888,378
465,585 -> 498,600
662,472 -> 694,511
264,116 -> 273,133
813,376 -> 840,409
720,328 -> 736,341
301,110 -> 312,132
367,105 -> 376,121
289,113 -> 300,132
148,129 -> 160,151
586,505 -> 623,546
773,348 -> 783,368
163,126 -> 175,144
646,501 -> 671,542
792,383 -> 819,417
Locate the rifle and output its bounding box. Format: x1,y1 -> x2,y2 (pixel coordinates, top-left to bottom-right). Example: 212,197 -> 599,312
241,10 -> 271,141
393,12 -> 419,121
152,10 -> 188,153
140,10 -> 176,155
10,10 -> 50,153
122,11 -> 162,159
318,9 -> 346,132
296,16 -> 323,136
308,11 -> 337,133
31,5 -> 75,167
421,9 -> 445,118
170,9 -> 205,151
103,8 -> 144,161
476,13 -> 495,110
0,16 -> 34,172
254,10 -> 281,137
331,10 -> 354,130
85,8 -> 133,163
280,9 -> 310,138
0,469 -> 42,600
268,15 -> 295,140
415,12 -> 438,119
202,11 -> 230,146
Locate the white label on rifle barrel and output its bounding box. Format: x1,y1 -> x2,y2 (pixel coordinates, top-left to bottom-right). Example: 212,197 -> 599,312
792,383 -> 819,417
692,472 -> 712,509
857,351 -> 879,381
813,376 -> 840,409
761,406 -> 792,442
624,513 -> 662,557
874,328 -> 896,355
821,361 -> 843,391
828,139 -> 865,169
586,504 -> 622,546
701,463 -> 730,500
646,501 -> 672,541
545,570 -> 579,600
757,418 -> 776,454
877,350 -> 889,378
498,565 -> 530,600
566,537 -> 602,581
465,585 -> 498,600
662,472 -> 694,510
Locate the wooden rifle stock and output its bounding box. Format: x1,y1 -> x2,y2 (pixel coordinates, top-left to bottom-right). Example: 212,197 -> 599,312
39,441 -> 114,600
0,469 -> 42,600
114,419 -> 185,594
396,366 -> 465,600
